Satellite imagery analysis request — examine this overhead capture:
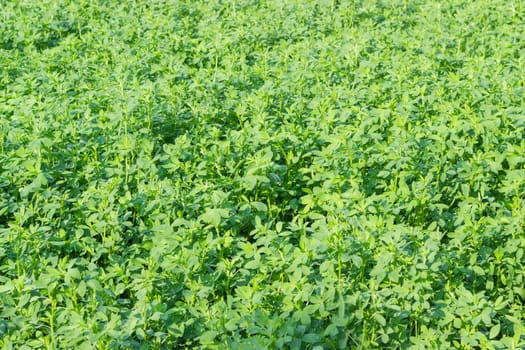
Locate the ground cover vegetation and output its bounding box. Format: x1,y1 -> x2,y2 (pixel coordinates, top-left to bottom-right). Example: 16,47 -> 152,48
0,0 -> 524,348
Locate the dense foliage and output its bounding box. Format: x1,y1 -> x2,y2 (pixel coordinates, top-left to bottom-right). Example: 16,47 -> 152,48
0,0 -> 524,348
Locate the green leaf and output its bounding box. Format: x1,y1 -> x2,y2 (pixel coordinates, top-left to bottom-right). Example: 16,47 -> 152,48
489,323 -> 500,339
245,259 -> 260,269
241,175 -> 258,191
200,208 -> 229,226
303,333 -> 321,343
199,330 -> 219,343
373,313 -> 386,327
252,201 -> 267,212
77,281 -> 86,298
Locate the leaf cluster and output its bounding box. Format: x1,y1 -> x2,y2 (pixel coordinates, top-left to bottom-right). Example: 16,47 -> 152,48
0,0 -> 524,349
